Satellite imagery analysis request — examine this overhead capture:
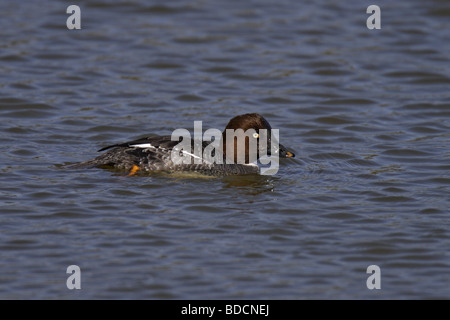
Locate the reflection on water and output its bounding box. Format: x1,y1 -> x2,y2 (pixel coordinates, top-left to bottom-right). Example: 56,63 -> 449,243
0,0 -> 449,299
222,174 -> 277,193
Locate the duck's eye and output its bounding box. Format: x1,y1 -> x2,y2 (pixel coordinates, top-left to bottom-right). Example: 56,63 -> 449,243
253,132 -> 259,139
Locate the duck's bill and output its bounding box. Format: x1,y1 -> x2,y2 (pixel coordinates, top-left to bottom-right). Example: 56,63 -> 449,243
279,144 -> 295,158
259,132 -> 295,158
285,150 -> 295,158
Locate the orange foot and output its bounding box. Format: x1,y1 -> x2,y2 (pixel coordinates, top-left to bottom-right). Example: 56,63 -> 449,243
128,165 -> 140,176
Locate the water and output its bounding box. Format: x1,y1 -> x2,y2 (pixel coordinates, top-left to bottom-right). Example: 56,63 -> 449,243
0,0 -> 449,299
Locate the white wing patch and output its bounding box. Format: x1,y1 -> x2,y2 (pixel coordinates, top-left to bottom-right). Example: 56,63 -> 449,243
131,143 -> 155,148
182,150 -> 203,161
245,161 -> 260,167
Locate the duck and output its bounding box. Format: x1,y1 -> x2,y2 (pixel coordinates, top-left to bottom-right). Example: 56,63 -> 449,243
67,113 -> 295,176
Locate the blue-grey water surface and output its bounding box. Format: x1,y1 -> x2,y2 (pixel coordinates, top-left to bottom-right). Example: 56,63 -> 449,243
0,0 -> 449,299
